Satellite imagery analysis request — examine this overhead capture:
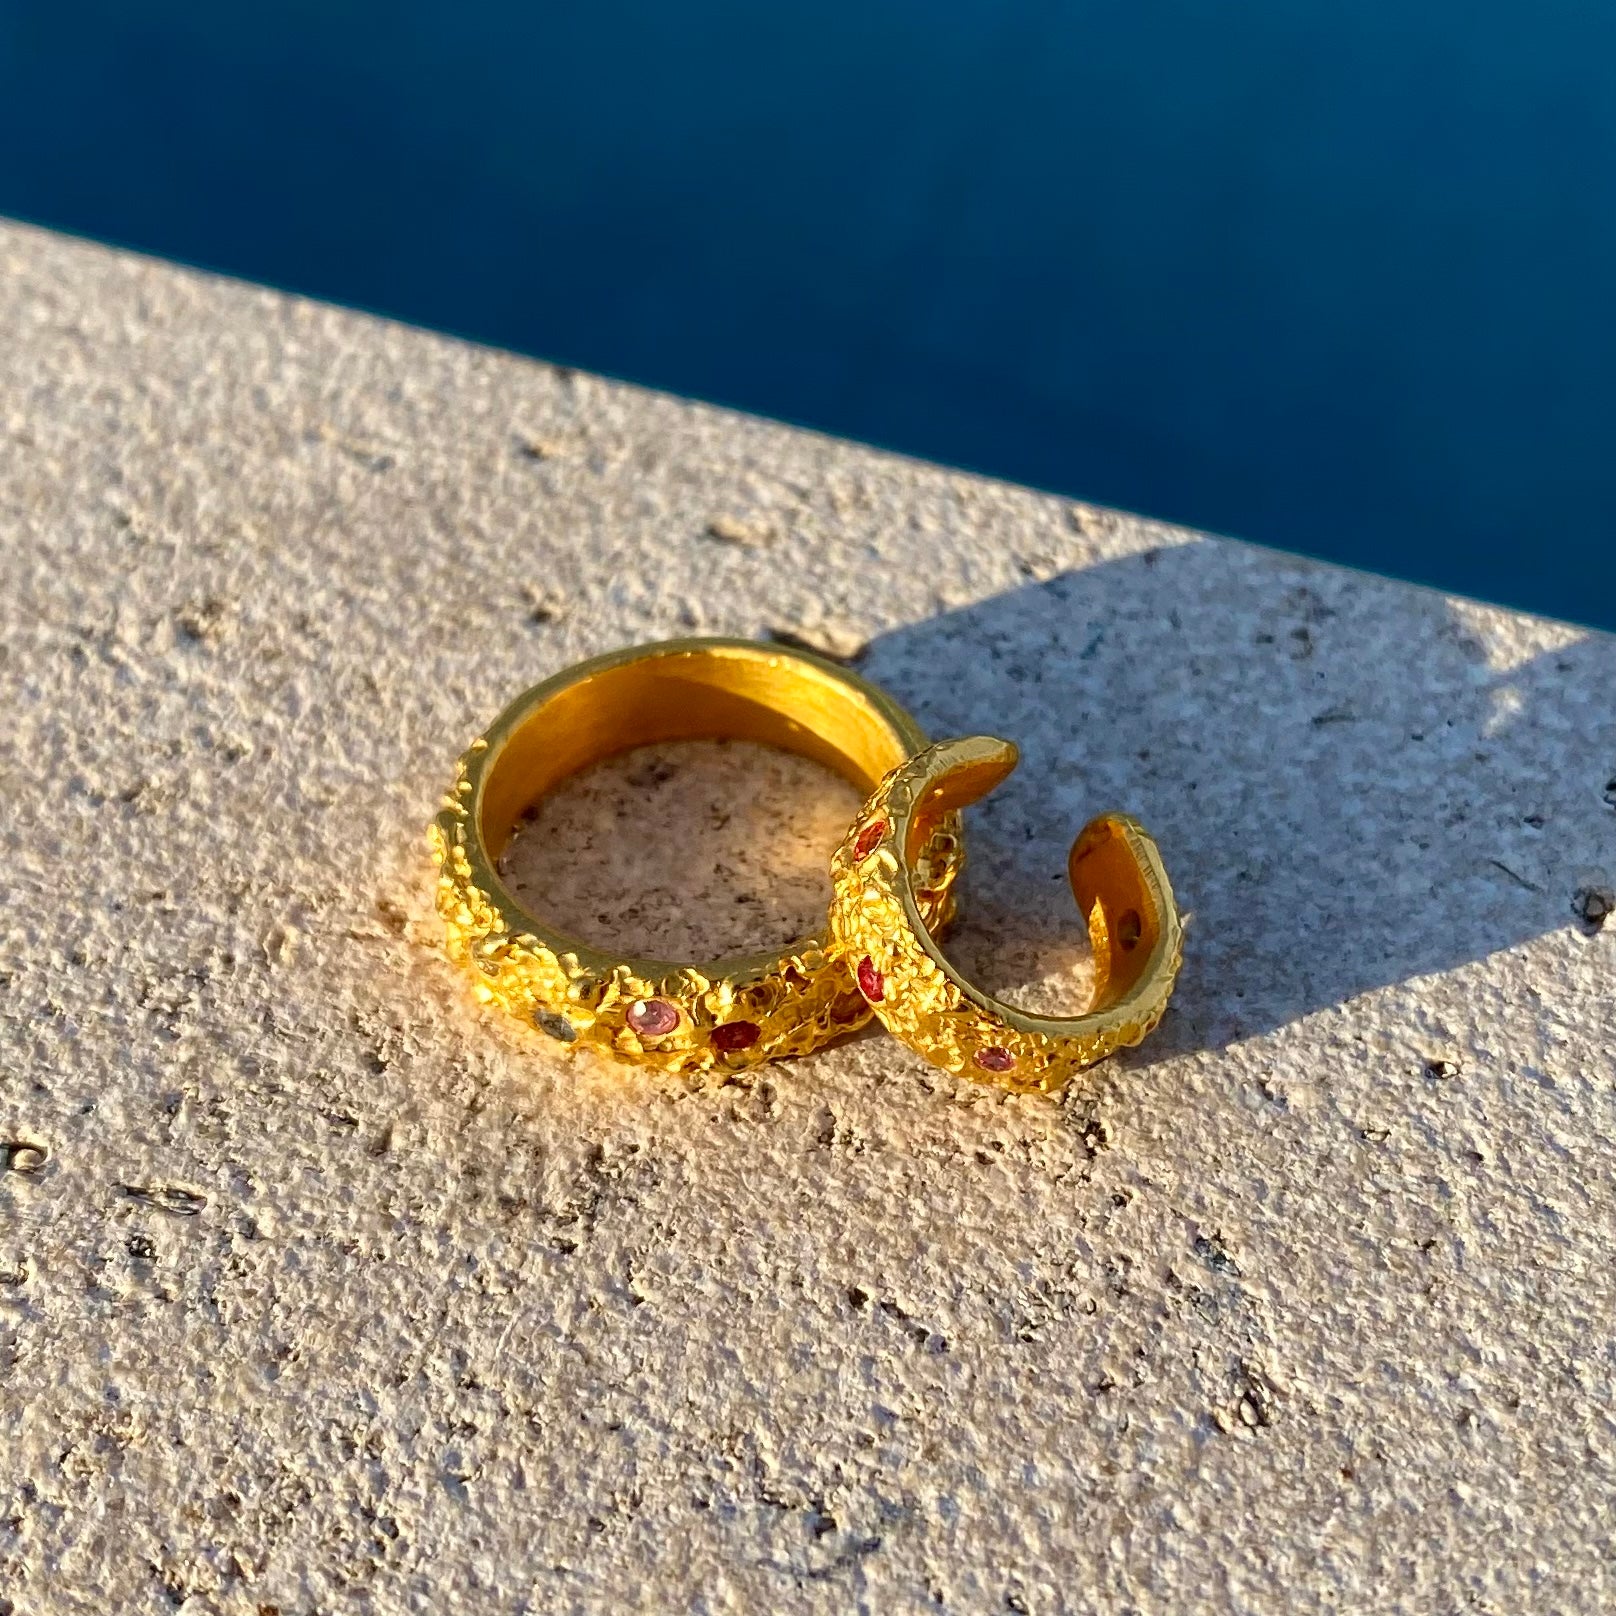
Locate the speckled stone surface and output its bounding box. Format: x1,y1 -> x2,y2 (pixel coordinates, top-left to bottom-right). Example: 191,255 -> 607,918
501,741 -> 865,967
1,220 -> 1614,1616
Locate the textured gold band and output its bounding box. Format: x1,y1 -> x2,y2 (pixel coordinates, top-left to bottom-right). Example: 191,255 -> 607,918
430,638 -> 964,1073
829,736 -> 1183,1090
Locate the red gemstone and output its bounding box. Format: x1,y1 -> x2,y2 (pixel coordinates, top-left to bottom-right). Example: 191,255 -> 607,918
627,998 -> 679,1038
711,1021 -> 761,1053
974,1046 -> 1016,1073
856,956 -> 885,1001
852,820 -> 886,860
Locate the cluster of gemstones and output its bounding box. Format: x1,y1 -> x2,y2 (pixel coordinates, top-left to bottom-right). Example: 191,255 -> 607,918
430,739 -> 966,1076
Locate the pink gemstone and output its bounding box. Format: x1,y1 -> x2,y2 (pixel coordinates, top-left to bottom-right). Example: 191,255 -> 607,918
856,956 -> 885,1002
711,1021 -> 761,1053
974,1046 -> 1016,1073
852,820 -> 886,861
627,998 -> 679,1038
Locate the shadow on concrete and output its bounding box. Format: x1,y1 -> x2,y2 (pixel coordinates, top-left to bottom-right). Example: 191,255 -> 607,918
858,540 -> 1614,1059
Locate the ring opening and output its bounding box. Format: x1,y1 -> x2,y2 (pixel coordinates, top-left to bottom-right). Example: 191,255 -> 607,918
477,643 -> 918,861
1069,818 -> 1164,1007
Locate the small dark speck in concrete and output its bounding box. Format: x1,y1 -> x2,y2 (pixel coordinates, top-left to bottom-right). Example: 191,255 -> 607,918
175,596 -> 235,644
121,1183 -> 207,1216
1573,886 -> 1614,934
1238,1363 -> 1278,1429
1193,1232 -> 1242,1277
522,584 -> 568,624
5,1141 -> 47,1174
1488,858 -> 1540,893
768,624 -> 867,665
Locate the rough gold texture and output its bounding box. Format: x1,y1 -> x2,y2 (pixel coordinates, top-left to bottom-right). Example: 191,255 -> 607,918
432,710 -> 965,1077
831,739 -> 1184,1089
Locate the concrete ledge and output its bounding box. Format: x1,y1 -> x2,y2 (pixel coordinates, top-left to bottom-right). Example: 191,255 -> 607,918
2,221 -> 1613,1615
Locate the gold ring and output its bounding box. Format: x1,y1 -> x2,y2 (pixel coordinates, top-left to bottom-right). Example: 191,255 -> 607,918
829,735 -> 1183,1089
430,638 -> 965,1072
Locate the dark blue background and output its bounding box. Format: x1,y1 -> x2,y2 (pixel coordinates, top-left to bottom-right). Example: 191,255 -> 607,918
2,3 -> 1612,627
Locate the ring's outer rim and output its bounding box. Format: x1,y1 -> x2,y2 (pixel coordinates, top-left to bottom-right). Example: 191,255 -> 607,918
452,636 -> 932,984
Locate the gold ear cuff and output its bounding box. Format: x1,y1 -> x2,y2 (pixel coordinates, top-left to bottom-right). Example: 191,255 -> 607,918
829,736 -> 1183,1089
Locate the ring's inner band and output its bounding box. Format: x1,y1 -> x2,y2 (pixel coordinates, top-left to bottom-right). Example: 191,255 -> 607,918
480,650 -> 915,862
900,735 -> 1167,1017
1068,820 -> 1164,1009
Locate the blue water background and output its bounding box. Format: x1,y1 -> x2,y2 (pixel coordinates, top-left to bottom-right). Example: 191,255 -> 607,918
1,3 -> 1612,627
